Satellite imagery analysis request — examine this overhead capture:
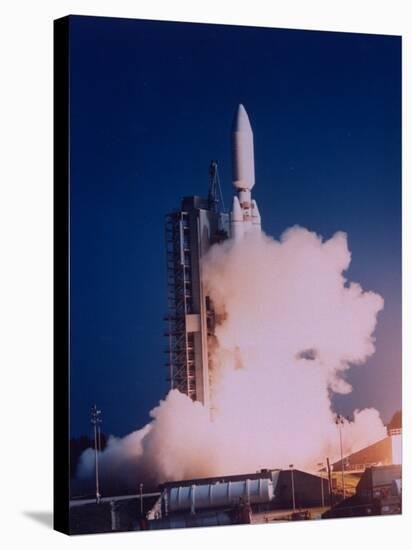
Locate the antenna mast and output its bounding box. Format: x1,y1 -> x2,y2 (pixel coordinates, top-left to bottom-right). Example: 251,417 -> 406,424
91,404 -> 102,503
208,160 -> 225,213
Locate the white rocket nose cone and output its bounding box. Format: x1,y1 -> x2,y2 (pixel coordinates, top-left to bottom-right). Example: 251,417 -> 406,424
232,104 -> 255,190
233,104 -> 252,133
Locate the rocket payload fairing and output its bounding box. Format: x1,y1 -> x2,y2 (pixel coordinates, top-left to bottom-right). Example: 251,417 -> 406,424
230,104 -> 261,240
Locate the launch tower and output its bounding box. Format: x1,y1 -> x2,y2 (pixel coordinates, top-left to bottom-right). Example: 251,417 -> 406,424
165,104 -> 259,407
165,163 -> 228,408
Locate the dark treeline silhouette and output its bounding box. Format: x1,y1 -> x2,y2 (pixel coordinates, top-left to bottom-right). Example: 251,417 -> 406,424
70,434 -> 108,478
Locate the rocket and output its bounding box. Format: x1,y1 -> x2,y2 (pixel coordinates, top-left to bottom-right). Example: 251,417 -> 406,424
230,104 -> 261,240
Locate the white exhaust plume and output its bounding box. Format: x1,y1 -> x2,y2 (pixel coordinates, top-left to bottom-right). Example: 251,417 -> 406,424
77,227 -> 386,491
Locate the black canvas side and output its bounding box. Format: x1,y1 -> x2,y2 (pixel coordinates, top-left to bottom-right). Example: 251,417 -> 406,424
53,15 -> 70,535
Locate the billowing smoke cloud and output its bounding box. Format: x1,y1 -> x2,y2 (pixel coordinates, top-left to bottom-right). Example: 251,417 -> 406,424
76,227 -> 386,493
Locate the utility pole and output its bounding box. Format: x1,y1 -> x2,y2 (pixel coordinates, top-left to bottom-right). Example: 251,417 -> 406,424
91,404 -> 102,504
326,457 -> 333,506
335,414 -> 346,500
317,462 -> 325,507
139,482 -> 144,515
289,464 -> 296,511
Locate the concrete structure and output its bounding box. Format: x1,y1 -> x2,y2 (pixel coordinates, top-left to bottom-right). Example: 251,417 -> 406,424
69,494 -> 160,534
147,510 -> 240,530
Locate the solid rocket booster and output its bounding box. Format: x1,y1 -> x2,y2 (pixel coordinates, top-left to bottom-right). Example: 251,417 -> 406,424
230,104 -> 261,240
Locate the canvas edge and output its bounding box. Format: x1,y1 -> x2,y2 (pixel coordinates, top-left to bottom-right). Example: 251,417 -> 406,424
53,15 -> 70,536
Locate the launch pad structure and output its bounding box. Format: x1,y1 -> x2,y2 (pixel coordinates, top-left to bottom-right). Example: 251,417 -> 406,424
164,105 -> 260,409
164,164 -> 228,408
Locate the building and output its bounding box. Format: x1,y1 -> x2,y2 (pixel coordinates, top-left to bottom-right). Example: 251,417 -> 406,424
271,469 -> 330,510
332,431 -> 402,472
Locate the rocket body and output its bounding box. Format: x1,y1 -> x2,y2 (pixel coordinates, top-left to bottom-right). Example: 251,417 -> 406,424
230,104 -> 261,240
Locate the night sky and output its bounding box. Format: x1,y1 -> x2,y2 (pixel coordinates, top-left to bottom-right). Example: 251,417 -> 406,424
68,16 -> 401,438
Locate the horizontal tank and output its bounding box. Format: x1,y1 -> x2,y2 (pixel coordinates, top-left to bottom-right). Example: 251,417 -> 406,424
166,478 -> 273,513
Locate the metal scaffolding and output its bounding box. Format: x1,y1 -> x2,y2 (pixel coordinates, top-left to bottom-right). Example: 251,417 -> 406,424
164,211 -> 197,400
164,163 -> 229,406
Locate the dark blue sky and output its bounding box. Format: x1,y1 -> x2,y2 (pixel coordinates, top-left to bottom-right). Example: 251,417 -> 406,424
69,16 -> 401,438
